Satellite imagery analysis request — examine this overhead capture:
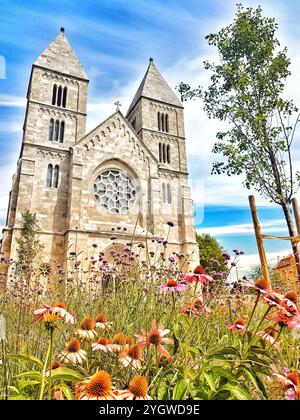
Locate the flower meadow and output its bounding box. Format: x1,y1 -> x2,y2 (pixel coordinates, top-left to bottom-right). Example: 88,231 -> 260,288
0,224 -> 300,401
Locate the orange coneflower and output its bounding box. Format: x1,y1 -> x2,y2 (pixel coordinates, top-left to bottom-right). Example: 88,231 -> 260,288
111,332 -> 126,352
91,337 -> 113,353
125,336 -> 135,347
76,317 -> 98,340
119,345 -> 143,369
59,338 -> 87,365
95,313 -> 112,330
75,370 -> 118,400
117,376 -> 152,400
136,320 -> 173,358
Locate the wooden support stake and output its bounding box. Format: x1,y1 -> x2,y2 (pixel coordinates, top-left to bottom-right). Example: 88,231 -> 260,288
249,195 -> 272,289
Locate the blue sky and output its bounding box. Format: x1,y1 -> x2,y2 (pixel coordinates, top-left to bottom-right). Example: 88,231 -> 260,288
1,0 -> 300,272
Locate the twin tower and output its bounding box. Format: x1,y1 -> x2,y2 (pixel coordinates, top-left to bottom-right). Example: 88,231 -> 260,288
1,28 -> 198,271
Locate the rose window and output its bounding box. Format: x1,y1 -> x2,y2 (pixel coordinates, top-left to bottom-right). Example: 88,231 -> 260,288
93,170 -> 136,214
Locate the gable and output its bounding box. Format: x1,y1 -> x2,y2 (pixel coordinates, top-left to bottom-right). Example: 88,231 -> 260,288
73,111 -> 158,166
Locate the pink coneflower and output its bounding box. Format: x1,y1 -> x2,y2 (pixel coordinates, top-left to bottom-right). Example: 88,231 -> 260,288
76,317 -> 98,340
119,345 -> 143,369
117,376 -> 152,400
274,372 -> 300,400
160,280 -> 189,293
256,327 -> 278,345
179,298 -> 211,316
95,313 -> 112,330
282,292 -> 299,314
75,371 -> 118,400
91,337 -> 113,353
60,338 -> 87,365
180,273 -> 212,284
226,319 -> 247,333
136,320 -> 173,358
33,303 -> 75,324
288,314 -> 300,330
46,360 -> 65,377
241,278 -> 273,295
53,388 -> 64,400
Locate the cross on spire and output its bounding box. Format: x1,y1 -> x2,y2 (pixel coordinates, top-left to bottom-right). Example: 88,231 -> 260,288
114,101 -> 122,111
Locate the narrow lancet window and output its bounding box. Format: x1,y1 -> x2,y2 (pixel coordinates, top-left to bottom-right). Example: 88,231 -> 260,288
53,165 -> 59,188
47,164 -> 53,187
62,87 -> 67,108
60,121 -> 65,143
49,119 -> 54,141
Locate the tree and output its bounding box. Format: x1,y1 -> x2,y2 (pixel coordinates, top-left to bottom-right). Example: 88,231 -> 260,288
16,211 -> 43,282
179,4 -> 300,279
196,233 -> 228,275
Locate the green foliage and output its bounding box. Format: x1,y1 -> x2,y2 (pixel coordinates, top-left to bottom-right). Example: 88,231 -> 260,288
15,211 -> 43,280
179,4 -> 300,206
196,233 -> 228,274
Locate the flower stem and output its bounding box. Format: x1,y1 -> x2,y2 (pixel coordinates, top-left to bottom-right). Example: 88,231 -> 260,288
38,331 -> 52,400
246,293 -> 260,330
47,329 -> 54,400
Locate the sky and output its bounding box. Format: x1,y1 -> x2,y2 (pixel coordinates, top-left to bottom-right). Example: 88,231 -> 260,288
1,0 -> 300,274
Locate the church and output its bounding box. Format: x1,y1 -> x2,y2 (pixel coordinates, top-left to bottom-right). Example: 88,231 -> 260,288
1,28 -> 199,271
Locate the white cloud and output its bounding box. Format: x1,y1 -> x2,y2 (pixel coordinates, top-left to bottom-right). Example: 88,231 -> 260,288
0,94 -> 26,107
197,219 -> 288,236
227,248 -> 291,279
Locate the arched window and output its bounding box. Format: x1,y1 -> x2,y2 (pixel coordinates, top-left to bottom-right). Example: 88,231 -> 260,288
165,114 -> 169,133
52,85 -> 57,105
62,87 -> 67,108
54,120 -> 59,141
57,86 -> 62,107
162,183 -> 166,203
60,121 -> 65,143
47,164 -> 53,187
161,113 -> 165,132
166,144 -> 171,164
159,143 -> 162,162
158,112 -> 161,131
49,119 -> 54,141
167,184 -> 171,204
53,165 -> 59,188
162,143 -> 166,163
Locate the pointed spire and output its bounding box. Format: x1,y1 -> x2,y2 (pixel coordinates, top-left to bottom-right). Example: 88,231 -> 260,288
34,29 -> 88,80
126,58 -> 182,116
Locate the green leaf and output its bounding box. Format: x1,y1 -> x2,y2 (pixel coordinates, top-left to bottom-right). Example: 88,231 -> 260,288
172,378 -> 189,400
51,367 -> 84,382
219,382 -> 252,400
8,353 -> 43,368
18,380 -> 41,390
8,394 -> 31,400
60,384 -> 74,400
15,371 -> 42,380
242,368 -> 268,400
203,372 -> 217,392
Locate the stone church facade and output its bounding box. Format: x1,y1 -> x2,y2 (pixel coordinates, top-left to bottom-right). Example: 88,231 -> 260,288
1,28 -> 199,271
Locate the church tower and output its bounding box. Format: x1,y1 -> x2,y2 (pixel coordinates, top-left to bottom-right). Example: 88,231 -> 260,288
2,28 -> 89,265
2,31 -> 198,274
126,59 -> 197,259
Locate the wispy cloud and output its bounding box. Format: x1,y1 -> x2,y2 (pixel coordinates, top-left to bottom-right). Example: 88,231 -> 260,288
197,219 -> 288,236
0,94 -> 25,108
